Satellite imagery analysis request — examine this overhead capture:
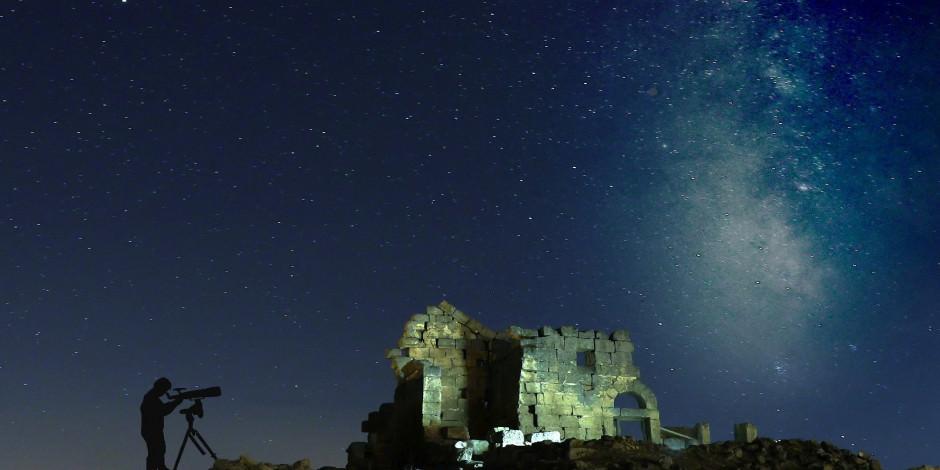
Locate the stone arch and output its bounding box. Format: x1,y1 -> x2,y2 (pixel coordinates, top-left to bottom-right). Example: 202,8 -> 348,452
612,380 -> 661,444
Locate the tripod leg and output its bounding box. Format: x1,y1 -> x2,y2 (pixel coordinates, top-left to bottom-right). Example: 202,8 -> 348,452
190,429 -> 219,460
172,428 -> 190,470
189,430 -> 207,455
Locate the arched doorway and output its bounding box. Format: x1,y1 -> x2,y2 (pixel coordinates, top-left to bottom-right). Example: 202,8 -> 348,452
614,393 -> 645,440
611,380 -> 662,444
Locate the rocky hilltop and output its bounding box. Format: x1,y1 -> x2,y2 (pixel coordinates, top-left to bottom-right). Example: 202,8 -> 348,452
210,455 -> 316,470
484,436 -> 882,469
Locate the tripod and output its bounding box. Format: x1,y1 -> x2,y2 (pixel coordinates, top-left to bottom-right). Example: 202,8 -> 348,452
172,402 -> 218,470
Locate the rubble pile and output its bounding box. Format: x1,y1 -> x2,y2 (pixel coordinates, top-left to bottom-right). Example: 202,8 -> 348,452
481,436 -> 884,470
676,438 -> 882,470
484,435 -> 667,469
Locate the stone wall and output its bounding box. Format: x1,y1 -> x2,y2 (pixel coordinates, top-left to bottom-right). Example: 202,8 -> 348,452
509,325 -> 660,442
353,301 -> 663,469
385,300 -> 496,440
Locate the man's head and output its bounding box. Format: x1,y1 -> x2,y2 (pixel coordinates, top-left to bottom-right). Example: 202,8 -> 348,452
153,377 -> 172,394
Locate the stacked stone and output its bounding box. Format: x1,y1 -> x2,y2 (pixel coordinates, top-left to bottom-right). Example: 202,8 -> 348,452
513,326 -> 643,441
385,301 -> 496,441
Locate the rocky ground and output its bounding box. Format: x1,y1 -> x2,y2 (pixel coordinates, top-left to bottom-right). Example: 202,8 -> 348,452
209,455 -> 316,470
213,438 -> 939,469
483,436 -> 884,470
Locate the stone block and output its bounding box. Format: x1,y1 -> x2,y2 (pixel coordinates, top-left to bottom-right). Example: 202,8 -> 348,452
520,338 -> 539,348
524,382 -> 542,393
520,422 -> 539,435
578,338 -> 595,350
441,386 -> 460,402
554,404 -> 574,415
452,309 -> 469,323
533,404 -> 553,416
398,337 -> 424,348
534,371 -> 559,383
437,338 -> 456,348
423,389 -> 441,403
427,305 -> 444,316
445,426 -> 470,440
421,413 -> 441,426
556,350 -> 576,362
557,394 -> 581,406
457,398 -> 469,410
539,326 -> 558,336
734,422 -> 758,443
584,427 -> 603,440
563,337 -> 581,351
695,422 -> 711,444
438,301 -> 456,314
534,414 -> 559,428
408,347 -> 430,359
529,431 -> 562,444
610,329 -> 631,341
469,439 -> 490,455
561,382 -> 583,394
384,348 -> 403,359
518,414 -> 535,431
440,419 -> 463,428
615,341 -> 635,353
560,325 -> 578,337
520,393 -> 537,406
610,351 -> 633,365
442,408 -> 465,422
594,339 -> 615,353
493,428 -> 525,447
454,440 -> 473,462
578,330 -> 596,339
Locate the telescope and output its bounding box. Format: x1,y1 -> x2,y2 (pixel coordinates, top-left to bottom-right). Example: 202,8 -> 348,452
167,386 -> 222,401
169,386 -> 223,469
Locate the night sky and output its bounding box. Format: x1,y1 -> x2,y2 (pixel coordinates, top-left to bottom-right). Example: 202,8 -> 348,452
2,1 -> 939,469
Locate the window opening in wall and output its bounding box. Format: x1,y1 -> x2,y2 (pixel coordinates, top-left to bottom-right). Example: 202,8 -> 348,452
577,351 -> 588,367
577,350 -> 596,369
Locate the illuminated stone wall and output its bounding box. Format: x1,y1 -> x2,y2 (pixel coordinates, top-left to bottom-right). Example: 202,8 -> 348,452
353,301 -> 661,469
511,325 -> 659,441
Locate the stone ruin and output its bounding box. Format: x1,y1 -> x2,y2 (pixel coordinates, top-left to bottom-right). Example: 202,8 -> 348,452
346,301 -> 711,469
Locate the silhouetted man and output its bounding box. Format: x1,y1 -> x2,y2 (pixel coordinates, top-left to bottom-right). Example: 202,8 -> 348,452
141,377 -> 183,470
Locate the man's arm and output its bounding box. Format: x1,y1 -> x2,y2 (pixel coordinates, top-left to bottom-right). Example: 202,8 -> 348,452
163,398 -> 183,416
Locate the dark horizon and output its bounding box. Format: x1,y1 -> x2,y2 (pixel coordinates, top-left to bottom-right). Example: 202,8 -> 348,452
2,1 -> 939,469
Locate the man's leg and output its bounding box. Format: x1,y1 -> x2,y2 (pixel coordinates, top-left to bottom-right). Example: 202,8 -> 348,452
144,434 -> 160,470
154,433 -> 168,470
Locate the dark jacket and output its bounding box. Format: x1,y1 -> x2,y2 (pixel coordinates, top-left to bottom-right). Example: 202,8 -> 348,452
140,389 -> 180,436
